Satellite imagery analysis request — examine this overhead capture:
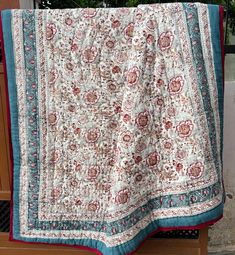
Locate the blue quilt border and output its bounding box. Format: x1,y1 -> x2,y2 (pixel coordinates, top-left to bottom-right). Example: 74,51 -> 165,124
1,10 -> 21,238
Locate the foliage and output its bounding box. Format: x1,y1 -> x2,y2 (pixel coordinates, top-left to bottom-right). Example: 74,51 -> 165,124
40,0 -> 104,8
40,0 -> 230,8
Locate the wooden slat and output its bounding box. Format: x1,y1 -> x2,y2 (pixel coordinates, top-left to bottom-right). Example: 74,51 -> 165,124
0,65 -> 11,193
0,233 -> 94,255
199,227 -> 208,255
0,190 -> 11,200
0,231 -> 206,255
0,0 -> 19,9
0,63 -> 11,171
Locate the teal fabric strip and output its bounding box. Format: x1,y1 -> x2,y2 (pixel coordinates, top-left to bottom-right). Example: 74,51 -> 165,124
182,3 -> 221,180
9,203 -> 223,255
208,4 -> 224,165
21,9 -> 41,233
1,10 -> 21,238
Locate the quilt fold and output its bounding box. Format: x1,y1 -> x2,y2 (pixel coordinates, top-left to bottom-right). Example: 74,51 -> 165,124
0,3 -> 224,255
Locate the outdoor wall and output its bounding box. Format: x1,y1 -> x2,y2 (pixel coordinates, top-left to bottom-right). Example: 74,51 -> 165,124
19,0 -> 40,9
208,50 -> 235,252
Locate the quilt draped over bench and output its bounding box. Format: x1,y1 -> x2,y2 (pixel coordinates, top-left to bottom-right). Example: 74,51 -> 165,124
0,3 -> 224,255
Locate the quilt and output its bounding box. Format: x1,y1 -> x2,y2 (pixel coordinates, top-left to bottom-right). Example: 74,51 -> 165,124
0,3 -> 224,255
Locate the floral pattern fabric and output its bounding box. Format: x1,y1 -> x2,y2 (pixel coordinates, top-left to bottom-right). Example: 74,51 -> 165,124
1,3 -> 224,255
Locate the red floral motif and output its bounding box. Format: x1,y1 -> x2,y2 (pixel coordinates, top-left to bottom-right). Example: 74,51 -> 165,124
51,188 -> 61,200
48,69 -> 58,85
135,173 -> 143,182
124,23 -> 134,38
30,58 -> 35,65
108,158 -> 116,166
88,165 -> 100,180
146,51 -> 155,64
48,112 -> 57,125
156,96 -> 164,107
136,111 -> 150,129
126,66 -> 140,86
165,120 -> 173,130
88,201 -> 100,212
112,66 -> 121,74
135,10 -> 143,21
112,20 -> 121,28
176,120 -> 193,138
164,141 -> 172,150
69,143 -> 77,151
84,90 -> 99,105
73,87 -> 80,96
115,189 -> 129,204
74,127 -> 81,135
123,114 -> 131,123
65,62 -> 74,71
25,45 -> 32,52
50,150 -> 60,163
83,8 -> 97,18
65,17 -> 73,26
146,152 -> 160,167
68,105 -> 76,112
168,76 -> 184,95
106,39 -> 115,49
108,121 -> 118,129
114,105 -> 122,114
46,23 -> 57,40
187,162 -> 204,179
147,19 -> 157,30
107,80 -> 117,92
176,150 -> 187,160
134,155 -> 142,164
176,163 -> 183,172
82,46 -> 98,63
157,62 -> 166,75
158,31 -> 174,51
71,43 -> 78,52
85,128 -> 100,143
70,179 -> 78,187
75,163 -> 81,171
75,199 -> 82,206
29,32 -> 34,39
122,132 -> 133,143
146,34 -> 154,44
102,184 -> 111,192
27,95 -> 35,105
167,107 -> 176,117
155,78 -> 164,87
76,30 -> 83,40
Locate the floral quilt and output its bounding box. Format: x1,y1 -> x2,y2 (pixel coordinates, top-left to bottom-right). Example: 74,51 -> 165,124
1,3 -> 224,255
